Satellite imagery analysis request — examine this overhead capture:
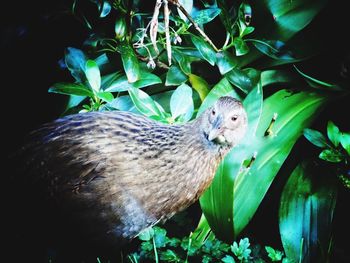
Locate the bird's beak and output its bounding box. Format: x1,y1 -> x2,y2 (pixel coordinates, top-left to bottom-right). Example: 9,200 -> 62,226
208,115 -> 223,141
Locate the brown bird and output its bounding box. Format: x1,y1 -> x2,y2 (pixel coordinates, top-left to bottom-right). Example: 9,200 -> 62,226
9,96 -> 247,259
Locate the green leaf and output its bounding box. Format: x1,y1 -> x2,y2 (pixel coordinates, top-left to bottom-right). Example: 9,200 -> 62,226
138,227 -> 155,241
327,121 -> 340,147
216,51 -> 238,75
319,149 -> 343,163
85,60 -> 101,92
233,37 -> 249,56
188,74 -> 210,102
200,83 -> 263,241
294,66 -> 342,90
225,68 -> 260,94
340,132 -> 350,155
221,255 -> 236,263
265,246 -> 283,261
177,0 -> 193,22
191,35 -> 217,66
96,91 -> 114,103
99,1 -> 111,17
105,71 -> 162,92
279,162 -> 337,262
260,69 -> 298,87
128,87 -> 165,119
64,47 -> 87,83
197,78 -> 242,116
240,26 -> 254,37
165,65 -> 188,86
120,41 -> 140,83
170,84 -> 194,122
200,89 -> 328,241
192,7 -> 221,25
49,83 -> 94,97
251,39 -> 296,61
303,128 -> 328,148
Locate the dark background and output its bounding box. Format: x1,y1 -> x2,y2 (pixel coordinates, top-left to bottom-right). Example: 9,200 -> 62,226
1,0 -> 349,262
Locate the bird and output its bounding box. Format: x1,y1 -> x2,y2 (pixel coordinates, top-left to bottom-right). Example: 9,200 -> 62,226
7,96 -> 247,260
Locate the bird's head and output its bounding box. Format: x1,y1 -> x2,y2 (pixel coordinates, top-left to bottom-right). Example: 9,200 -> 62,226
201,96 -> 248,148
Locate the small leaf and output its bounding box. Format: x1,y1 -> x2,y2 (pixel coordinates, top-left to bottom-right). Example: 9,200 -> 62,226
225,68 -> 260,94
177,0 -> 193,22
165,65 -> 188,86
188,74 -> 210,102
49,83 -> 94,97
327,121 -> 340,147
216,51 -> 238,75
251,39 -> 296,61
138,227 -> 154,241
221,255 -> 236,263
303,128 -> 328,148
128,87 -> 165,118
319,149 -> 343,163
120,41 -> 140,83
85,60 -> 101,92
240,26 -> 255,37
192,8 -> 221,25
170,84 -> 194,122
99,1 -> 111,17
106,71 -> 162,92
233,37 -> 249,56
340,132 -> 350,155
96,91 -> 114,103
191,35 -> 216,66
64,47 -> 87,82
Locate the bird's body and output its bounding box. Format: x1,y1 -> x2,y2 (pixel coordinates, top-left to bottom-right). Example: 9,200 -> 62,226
10,96 -> 247,257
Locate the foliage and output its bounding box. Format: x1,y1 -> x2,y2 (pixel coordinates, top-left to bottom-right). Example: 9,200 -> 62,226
47,0 -> 350,261
304,122 -> 350,188
127,226 -> 289,263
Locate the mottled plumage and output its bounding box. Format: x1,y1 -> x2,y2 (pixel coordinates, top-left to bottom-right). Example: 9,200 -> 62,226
14,96 -> 247,248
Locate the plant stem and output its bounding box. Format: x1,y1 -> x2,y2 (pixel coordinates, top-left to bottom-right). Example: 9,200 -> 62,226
153,236 -> 159,263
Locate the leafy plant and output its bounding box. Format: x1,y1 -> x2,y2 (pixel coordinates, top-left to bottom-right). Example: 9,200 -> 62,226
304,121 -> 350,188
45,0 -> 350,261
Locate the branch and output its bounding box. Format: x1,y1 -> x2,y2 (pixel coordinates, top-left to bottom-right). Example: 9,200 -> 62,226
168,0 -> 219,52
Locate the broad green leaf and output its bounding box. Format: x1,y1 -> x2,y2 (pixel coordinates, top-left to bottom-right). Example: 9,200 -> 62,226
85,60 -> 101,92
96,91 -> 114,103
233,37 -> 249,56
191,35 -> 217,66
279,162 -> 337,262
303,128 -> 328,148
188,74 -> 210,102
101,71 -> 123,90
128,87 -> 165,119
105,71 -> 162,92
200,89 -> 328,241
192,8 -> 221,25
340,132 -> 350,155
327,121 -> 340,147
170,84 -> 194,122
165,65 -> 188,86
225,68 -> 260,94
319,149 -> 343,163
216,51 -> 238,75
65,95 -> 86,111
197,78 -> 242,116
49,83 -> 94,97
199,83 -> 263,241
138,227 -> 155,241
64,47 -> 87,82
120,41 -> 140,83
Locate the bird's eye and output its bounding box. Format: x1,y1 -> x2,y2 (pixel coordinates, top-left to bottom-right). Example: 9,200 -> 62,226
231,116 -> 238,122
212,109 -> 216,116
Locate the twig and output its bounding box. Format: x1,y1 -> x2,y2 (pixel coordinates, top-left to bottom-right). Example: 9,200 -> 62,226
164,0 -> 172,65
168,0 -> 219,52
